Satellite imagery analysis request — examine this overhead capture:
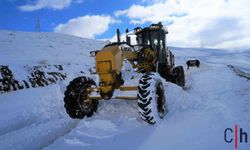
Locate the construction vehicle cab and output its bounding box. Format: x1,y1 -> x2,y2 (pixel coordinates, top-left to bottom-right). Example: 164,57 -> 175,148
134,23 -> 167,61
135,24 -> 167,70
132,22 -> 180,85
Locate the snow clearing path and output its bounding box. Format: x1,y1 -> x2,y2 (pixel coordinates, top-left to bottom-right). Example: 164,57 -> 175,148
44,63 -> 250,150
0,31 -> 249,149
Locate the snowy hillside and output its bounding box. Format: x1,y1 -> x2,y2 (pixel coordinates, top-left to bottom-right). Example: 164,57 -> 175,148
0,30 -> 105,65
0,30 -> 105,94
0,30 -> 250,150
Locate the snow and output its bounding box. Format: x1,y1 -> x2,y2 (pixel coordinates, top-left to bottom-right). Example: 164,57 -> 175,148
0,30 -> 250,150
0,30 -> 104,65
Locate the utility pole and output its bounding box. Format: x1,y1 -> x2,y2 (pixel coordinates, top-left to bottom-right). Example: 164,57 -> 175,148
35,17 -> 40,32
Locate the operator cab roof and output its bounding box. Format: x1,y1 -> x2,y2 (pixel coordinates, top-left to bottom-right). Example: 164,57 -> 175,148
134,22 -> 168,35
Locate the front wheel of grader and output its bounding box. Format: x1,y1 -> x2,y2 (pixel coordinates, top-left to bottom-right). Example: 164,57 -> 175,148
137,72 -> 168,124
64,76 -> 99,119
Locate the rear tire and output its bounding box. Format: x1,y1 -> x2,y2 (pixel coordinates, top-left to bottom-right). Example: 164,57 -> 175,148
196,60 -> 200,67
137,73 -> 168,124
64,76 -> 98,119
172,66 -> 185,87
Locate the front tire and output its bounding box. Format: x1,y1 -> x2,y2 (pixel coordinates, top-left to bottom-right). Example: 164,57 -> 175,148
137,73 -> 168,124
64,76 -> 98,119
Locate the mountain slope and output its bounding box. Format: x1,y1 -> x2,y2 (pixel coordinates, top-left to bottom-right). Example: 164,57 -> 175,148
0,30 -> 105,65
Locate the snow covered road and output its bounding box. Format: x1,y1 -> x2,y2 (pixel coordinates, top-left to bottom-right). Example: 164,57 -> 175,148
1,63 -> 249,150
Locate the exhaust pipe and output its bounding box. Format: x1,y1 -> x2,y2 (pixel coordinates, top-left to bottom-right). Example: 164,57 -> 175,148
116,29 -> 121,43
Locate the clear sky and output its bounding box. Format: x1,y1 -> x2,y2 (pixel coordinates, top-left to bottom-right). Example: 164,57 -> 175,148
0,0 -> 250,50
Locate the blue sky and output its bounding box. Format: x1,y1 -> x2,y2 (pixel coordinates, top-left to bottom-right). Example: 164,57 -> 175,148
0,0 -> 139,38
1,0 -> 250,50
0,0 -> 153,39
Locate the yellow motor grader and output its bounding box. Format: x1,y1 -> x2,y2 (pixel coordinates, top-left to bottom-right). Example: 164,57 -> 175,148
64,22 -> 185,124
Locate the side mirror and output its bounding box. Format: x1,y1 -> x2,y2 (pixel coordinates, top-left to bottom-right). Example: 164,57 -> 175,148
90,50 -> 99,57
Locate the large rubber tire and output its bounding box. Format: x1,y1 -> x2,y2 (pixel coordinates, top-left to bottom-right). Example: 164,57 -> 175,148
172,66 -> 185,87
137,72 -> 168,124
64,76 -> 99,119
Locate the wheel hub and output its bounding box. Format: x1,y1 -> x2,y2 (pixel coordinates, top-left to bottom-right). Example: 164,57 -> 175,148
78,87 -> 93,110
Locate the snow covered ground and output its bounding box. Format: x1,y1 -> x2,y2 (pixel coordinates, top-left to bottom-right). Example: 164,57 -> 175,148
0,30 -> 249,150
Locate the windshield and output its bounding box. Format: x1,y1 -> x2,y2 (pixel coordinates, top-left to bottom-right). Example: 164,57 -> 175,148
136,30 -> 160,48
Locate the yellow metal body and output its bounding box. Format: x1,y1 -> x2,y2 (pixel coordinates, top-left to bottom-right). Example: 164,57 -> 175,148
96,45 -> 122,75
122,50 -> 137,60
95,45 -> 123,94
95,44 -> 157,99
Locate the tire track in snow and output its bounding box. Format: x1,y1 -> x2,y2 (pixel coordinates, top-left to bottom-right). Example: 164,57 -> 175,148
0,83 -> 80,149
0,84 -> 66,136
0,118 -> 79,150
228,65 -> 250,80
0,114 -> 38,136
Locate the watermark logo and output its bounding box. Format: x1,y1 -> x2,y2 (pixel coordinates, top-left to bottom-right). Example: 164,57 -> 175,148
224,124 -> 248,149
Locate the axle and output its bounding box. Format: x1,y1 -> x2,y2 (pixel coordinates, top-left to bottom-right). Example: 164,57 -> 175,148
87,85 -> 138,100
